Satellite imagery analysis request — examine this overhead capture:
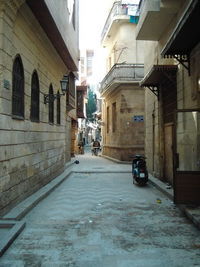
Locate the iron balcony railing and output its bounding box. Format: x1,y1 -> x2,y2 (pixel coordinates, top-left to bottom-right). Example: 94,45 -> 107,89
101,1 -> 129,43
100,63 -> 144,93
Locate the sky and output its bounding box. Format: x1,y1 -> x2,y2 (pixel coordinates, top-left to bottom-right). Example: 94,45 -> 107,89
79,0 -> 113,49
78,0 -> 140,85
79,0 -> 140,49
79,0 -> 114,85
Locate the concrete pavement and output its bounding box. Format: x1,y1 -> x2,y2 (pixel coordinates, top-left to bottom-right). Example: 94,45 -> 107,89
0,149 -> 200,261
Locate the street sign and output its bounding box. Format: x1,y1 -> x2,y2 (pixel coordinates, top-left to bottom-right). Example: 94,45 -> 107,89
133,115 -> 144,122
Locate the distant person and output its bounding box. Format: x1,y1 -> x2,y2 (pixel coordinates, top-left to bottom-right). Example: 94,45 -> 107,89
92,139 -> 100,156
78,140 -> 84,154
90,139 -> 95,155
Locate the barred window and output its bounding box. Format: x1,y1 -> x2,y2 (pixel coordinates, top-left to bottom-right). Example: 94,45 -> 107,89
12,55 -> 24,118
57,91 -> 61,125
107,106 -> 110,133
30,71 -> 40,122
112,102 -> 117,132
49,84 -> 54,124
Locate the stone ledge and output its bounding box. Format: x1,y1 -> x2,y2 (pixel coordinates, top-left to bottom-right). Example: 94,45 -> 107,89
2,161 -> 73,221
0,220 -> 25,257
101,154 -> 131,164
148,174 -> 173,200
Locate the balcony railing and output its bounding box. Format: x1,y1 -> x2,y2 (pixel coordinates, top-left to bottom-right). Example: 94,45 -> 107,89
101,1 -> 129,43
100,63 -> 144,94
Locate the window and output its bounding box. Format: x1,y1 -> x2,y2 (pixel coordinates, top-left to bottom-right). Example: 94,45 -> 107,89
49,84 -> 54,123
57,91 -> 61,125
12,55 -> 24,118
112,102 -> 117,132
68,72 -> 75,98
107,106 -> 110,133
66,72 -> 76,110
30,71 -> 40,122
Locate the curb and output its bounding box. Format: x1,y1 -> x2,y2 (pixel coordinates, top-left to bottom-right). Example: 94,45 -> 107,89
3,163 -> 73,221
148,175 -> 200,231
0,162 -> 74,257
0,221 -> 26,257
1,160 -> 200,257
101,155 -> 131,164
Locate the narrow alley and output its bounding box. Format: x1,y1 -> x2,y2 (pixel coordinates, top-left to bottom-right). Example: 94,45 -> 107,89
1,149 -> 200,267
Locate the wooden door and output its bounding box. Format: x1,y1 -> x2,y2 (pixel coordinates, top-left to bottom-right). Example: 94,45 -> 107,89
164,123 -> 174,184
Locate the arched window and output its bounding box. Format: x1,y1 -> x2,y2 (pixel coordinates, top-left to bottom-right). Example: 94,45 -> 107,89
30,71 -> 40,122
12,55 -> 24,118
49,84 -> 54,123
57,91 -> 61,125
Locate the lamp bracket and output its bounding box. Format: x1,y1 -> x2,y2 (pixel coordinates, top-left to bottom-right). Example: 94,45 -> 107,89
44,92 -> 65,104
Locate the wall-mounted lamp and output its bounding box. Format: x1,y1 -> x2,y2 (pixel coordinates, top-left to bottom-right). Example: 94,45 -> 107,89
198,77 -> 200,92
44,74 -> 69,104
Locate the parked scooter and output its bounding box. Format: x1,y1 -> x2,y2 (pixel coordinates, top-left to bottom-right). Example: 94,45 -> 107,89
132,155 -> 148,185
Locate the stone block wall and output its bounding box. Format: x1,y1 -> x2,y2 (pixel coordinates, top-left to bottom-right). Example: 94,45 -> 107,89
142,12 -> 200,181
0,2 -> 72,216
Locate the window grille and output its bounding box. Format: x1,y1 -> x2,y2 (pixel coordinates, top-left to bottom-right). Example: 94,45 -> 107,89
112,102 -> 117,132
12,55 -> 24,118
30,71 -> 40,122
57,91 -> 61,125
49,84 -> 54,123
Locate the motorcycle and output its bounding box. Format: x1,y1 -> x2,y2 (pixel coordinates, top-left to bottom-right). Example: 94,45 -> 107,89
132,155 -> 148,185
93,147 -> 99,156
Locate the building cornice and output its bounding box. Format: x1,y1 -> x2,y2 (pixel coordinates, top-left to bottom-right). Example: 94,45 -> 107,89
27,0 -> 78,71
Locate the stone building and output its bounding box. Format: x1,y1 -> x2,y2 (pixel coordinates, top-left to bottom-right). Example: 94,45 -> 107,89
100,0 -> 145,161
136,0 -> 200,204
0,0 -> 79,215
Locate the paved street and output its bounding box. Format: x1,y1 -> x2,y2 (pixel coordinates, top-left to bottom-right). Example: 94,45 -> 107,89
1,150 -> 200,267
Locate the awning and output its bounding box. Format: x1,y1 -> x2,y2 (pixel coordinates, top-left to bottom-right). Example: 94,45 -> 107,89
140,65 -> 178,98
161,0 -> 200,74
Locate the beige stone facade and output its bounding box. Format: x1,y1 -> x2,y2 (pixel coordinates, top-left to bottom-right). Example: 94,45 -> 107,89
102,84 -> 145,161
0,0 -> 79,215
100,1 -> 145,161
137,0 -> 200,204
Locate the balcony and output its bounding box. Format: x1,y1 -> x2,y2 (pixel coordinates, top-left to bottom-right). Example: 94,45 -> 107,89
136,0 -> 181,41
100,63 -> 144,96
101,1 -> 130,46
76,86 -> 87,118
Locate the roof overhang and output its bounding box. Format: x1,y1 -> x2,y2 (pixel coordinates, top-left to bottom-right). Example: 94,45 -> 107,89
27,0 -> 78,71
161,0 -> 200,74
140,65 -> 178,98
101,80 -> 140,98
